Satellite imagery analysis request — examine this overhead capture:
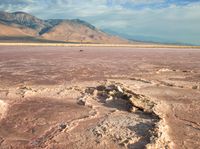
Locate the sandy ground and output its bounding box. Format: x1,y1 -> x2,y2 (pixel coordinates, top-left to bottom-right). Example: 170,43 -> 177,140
0,46 -> 200,149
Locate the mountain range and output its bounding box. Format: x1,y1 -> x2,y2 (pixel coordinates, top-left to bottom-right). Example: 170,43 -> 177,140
0,11 -> 130,44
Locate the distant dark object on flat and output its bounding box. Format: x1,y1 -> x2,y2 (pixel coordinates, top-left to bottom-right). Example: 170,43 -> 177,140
79,50 -> 84,52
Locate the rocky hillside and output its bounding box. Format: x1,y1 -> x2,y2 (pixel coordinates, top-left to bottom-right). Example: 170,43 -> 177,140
0,23 -> 36,37
0,11 -> 129,44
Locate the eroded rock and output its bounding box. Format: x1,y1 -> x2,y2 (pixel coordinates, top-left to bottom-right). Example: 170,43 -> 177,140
129,95 -> 155,113
77,97 -> 87,105
92,83 -> 155,113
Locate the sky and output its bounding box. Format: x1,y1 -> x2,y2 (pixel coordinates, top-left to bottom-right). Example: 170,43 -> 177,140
0,0 -> 200,45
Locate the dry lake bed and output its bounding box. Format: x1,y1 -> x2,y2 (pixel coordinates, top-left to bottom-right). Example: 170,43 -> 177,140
0,46 -> 200,149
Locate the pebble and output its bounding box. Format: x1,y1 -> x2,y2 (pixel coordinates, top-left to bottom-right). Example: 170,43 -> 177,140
77,97 -> 86,105
117,86 -> 123,93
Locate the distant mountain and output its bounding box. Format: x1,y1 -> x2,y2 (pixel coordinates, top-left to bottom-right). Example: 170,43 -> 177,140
0,11 -> 130,44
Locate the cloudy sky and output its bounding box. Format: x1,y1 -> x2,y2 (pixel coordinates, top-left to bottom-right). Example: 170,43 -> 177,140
0,0 -> 200,45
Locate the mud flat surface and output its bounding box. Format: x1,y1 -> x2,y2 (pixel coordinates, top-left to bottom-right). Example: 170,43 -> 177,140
0,46 -> 200,149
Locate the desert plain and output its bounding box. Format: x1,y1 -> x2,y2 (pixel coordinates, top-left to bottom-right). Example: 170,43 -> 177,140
0,45 -> 199,149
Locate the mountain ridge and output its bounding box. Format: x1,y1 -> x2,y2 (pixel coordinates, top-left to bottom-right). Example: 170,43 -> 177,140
0,11 -> 130,44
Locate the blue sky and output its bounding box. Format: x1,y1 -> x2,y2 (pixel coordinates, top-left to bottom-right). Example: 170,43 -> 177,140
0,0 -> 200,45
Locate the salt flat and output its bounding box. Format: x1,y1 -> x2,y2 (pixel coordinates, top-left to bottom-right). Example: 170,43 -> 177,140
0,46 -> 199,149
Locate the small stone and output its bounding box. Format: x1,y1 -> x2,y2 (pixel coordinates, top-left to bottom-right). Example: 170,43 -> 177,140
126,103 -> 137,112
109,90 -> 116,96
59,123 -> 67,130
106,96 -> 113,102
129,106 -> 138,112
77,97 -> 86,105
192,85 -> 198,89
182,70 -> 189,73
93,90 -> 98,97
117,86 -> 123,93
